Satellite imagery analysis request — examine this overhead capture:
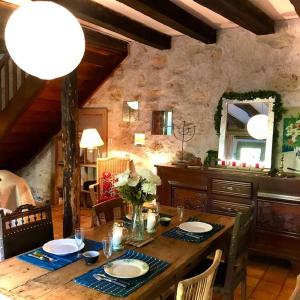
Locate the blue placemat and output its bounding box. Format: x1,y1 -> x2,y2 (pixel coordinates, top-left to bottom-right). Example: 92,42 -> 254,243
18,238 -> 102,271
162,218 -> 224,243
73,249 -> 170,297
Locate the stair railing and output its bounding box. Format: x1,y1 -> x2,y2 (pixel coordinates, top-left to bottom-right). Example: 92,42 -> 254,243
0,53 -> 27,112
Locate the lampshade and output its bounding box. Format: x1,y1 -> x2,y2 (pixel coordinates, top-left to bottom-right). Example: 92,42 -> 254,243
80,129 -> 104,149
134,133 -> 145,146
5,1 -> 85,80
247,114 -> 268,140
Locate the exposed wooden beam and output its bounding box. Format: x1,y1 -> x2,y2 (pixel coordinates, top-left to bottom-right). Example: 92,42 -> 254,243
51,0 -> 171,49
228,114 -> 245,129
234,103 -> 259,118
61,70 -> 80,237
193,0 -> 274,35
83,26 -> 128,54
116,0 -> 216,44
290,0 -> 300,17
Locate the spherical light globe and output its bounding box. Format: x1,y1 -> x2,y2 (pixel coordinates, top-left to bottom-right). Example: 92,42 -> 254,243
247,114 -> 269,140
5,1 -> 85,80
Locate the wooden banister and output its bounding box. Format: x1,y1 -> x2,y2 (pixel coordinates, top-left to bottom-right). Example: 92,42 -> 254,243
0,53 -> 29,112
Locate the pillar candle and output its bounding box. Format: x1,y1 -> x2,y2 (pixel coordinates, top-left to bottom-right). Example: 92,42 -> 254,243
112,226 -> 122,249
147,212 -> 156,233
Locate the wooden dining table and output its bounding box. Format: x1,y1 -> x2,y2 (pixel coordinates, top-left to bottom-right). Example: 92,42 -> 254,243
0,205 -> 234,300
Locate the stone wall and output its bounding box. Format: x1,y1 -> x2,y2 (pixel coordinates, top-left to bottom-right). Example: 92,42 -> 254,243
21,19 -> 300,196
85,20 -> 300,171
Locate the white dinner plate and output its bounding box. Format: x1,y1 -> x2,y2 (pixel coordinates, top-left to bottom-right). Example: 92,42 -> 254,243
42,238 -> 85,255
179,221 -> 213,233
104,259 -> 149,279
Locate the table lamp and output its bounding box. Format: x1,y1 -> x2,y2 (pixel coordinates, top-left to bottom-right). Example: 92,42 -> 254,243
80,128 -> 104,162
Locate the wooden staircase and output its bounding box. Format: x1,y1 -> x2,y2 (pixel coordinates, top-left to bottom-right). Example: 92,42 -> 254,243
0,30 -> 128,171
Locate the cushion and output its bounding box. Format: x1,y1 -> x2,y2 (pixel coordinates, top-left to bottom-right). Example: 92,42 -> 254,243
98,172 -> 119,202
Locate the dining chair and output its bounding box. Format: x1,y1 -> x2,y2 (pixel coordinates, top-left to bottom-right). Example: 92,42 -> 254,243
91,198 -> 127,227
196,206 -> 254,300
0,204 -> 54,259
89,157 -> 131,206
176,249 -> 222,300
290,275 -> 300,300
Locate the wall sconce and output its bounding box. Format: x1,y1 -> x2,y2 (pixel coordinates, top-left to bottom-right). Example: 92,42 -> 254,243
123,100 -> 139,122
134,133 -> 145,147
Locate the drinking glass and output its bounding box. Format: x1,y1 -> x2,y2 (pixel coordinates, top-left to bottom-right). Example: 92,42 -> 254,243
75,228 -> 84,258
102,237 -> 113,259
177,205 -> 185,222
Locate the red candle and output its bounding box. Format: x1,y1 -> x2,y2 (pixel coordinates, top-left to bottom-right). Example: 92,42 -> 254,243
221,160 -> 226,166
232,161 -> 236,167
242,162 -> 246,168
255,163 -> 260,168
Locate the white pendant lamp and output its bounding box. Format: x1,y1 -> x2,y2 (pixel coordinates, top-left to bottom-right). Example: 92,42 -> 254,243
5,1 -> 85,80
247,114 -> 269,140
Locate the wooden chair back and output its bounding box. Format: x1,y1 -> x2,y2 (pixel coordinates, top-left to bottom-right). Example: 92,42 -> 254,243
290,275 -> 300,300
176,249 -> 222,300
224,206 -> 254,290
0,204 -> 54,259
97,157 -> 131,178
89,157 -> 131,205
92,198 -> 126,227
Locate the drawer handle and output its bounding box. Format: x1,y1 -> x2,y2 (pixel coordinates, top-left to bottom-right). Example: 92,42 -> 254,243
226,186 -> 233,191
221,206 -> 238,213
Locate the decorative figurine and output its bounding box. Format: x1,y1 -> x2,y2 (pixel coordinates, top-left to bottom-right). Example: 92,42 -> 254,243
173,121 -> 196,164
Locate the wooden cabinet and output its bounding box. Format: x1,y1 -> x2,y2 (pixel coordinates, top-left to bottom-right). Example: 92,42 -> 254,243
170,182 -> 207,212
257,197 -> 300,237
156,164 -> 300,263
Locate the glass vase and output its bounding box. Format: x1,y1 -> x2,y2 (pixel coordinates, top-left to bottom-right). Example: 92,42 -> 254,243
131,204 -> 144,241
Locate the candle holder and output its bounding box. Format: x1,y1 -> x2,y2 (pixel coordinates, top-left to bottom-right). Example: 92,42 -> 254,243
146,209 -> 158,234
112,221 -> 128,251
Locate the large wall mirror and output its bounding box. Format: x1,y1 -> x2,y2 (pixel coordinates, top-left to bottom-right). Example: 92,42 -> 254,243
215,91 -> 284,169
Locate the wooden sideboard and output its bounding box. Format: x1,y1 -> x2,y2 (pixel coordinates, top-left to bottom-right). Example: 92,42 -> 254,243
156,164 -> 300,264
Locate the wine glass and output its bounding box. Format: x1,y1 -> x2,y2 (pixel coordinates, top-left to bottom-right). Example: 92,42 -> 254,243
102,237 -> 113,259
75,228 -> 84,258
177,205 -> 185,222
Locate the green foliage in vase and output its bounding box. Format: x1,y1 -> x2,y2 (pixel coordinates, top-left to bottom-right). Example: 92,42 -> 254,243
114,169 -> 161,205
204,150 -> 218,167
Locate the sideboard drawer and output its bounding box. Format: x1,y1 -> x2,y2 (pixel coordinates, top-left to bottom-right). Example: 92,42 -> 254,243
211,179 -> 252,199
211,199 -> 251,216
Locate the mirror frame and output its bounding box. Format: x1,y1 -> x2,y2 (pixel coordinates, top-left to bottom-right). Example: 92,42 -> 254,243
214,91 -> 284,169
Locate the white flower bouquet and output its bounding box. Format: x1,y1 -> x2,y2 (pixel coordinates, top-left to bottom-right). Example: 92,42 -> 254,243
114,169 -> 161,205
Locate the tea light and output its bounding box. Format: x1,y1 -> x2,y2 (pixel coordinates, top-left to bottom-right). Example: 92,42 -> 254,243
147,212 -> 156,233
241,162 -> 246,168
232,161 -> 236,167
112,226 -> 123,250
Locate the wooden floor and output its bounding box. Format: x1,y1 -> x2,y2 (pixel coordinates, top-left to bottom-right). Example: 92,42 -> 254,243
52,205 -> 299,300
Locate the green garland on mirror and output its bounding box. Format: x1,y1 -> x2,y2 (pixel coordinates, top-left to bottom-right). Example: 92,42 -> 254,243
214,90 -> 285,168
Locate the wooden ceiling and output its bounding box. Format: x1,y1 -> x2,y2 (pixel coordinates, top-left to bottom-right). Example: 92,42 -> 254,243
48,0 -> 300,50
1,0 -> 300,50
